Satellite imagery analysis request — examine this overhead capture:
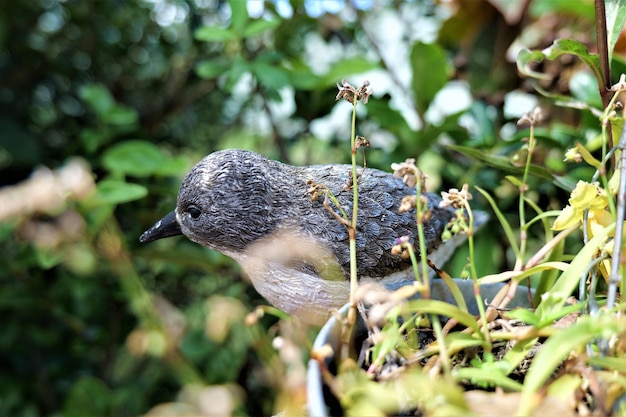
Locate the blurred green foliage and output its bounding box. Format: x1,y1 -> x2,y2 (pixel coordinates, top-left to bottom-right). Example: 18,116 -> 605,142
0,0 -> 621,415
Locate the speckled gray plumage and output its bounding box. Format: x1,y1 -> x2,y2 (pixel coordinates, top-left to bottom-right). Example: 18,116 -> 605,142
173,149 -> 455,280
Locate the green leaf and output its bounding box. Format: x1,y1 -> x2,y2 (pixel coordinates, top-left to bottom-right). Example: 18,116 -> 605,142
79,84 -> 115,116
224,57 -> 250,91
79,128 -> 112,154
500,337 -> 540,376
519,314 -> 621,415
63,376 -> 111,417
320,57 -> 379,86
196,60 -> 228,79
453,368 -> 523,391
251,62 -> 289,91
479,262 -> 569,286
575,141 -> 601,168
449,145 -> 574,190
410,41 -> 449,117
605,0 -> 626,64
588,356 -> 626,373
517,39 -> 603,88
35,246 -> 64,270
535,223 -> 614,317
157,156 -> 189,176
102,140 -> 169,177
195,26 -> 237,42
405,299 -> 480,332
529,0 -> 593,17
229,0 -> 248,34
89,180 -> 148,206
505,175 -> 523,188
243,18 -> 281,38
507,301 -> 583,329
475,186 -> 521,260
102,106 -> 138,126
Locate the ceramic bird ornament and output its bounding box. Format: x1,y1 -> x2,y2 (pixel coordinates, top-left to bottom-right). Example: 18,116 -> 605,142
140,149 -> 471,325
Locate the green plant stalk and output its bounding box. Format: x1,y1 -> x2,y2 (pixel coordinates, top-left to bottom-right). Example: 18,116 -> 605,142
466,205 -> 491,348
517,123 -> 536,270
430,312 -> 451,377
395,243 -> 452,374
405,243 -> 428,296
414,179 -> 431,295
325,188 -> 350,223
349,98 -> 359,301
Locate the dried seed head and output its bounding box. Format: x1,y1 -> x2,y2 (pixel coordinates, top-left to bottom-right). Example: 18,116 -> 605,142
439,183 -> 472,209
517,107 -> 544,127
391,158 -> 421,188
355,135 -> 370,149
336,80 -> 373,104
399,195 -> 417,213
306,179 -> 328,202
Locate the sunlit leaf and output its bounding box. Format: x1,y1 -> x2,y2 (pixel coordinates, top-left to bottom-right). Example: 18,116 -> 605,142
605,0 -> 626,64
517,39 -> 603,88
536,223 -> 614,317
575,142 -> 601,168
195,26 -> 237,42
406,299 -> 480,332
454,368 -> 523,391
518,314 -> 622,415
102,140 -> 170,177
505,175 -> 523,188
229,0 -> 248,34
196,60 -> 228,79
89,180 -> 148,205
243,18 -> 281,38
479,262 -> 569,285
588,356 -> 626,373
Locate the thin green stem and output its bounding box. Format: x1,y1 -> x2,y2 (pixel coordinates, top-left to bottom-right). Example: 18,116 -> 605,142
349,98 -> 359,300
467,208 -> 478,282
430,313 -> 451,376
517,123 -> 535,270
465,205 -> 490,349
414,177 -> 430,296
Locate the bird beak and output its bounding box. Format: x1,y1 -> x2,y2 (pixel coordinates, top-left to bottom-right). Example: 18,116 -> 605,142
139,210 -> 182,243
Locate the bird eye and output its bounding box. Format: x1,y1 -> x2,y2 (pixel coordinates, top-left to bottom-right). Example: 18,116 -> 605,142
187,205 -> 201,219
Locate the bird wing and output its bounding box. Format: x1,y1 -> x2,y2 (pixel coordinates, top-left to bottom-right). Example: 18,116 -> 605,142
297,165 -> 455,279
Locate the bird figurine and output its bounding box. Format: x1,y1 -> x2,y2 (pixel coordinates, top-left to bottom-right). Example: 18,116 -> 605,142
140,149 -> 475,325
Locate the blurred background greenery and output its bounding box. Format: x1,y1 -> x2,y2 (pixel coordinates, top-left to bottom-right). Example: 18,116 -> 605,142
0,0 -> 618,415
